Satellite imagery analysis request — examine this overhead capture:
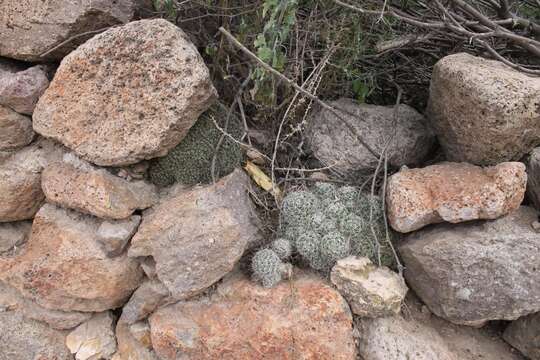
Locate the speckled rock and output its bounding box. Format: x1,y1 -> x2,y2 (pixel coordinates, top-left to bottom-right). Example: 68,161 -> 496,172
526,147 -> 540,212
97,215 -> 141,256
0,61 -> 49,114
504,312 -> 540,360
306,98 -> 434,177
66,312 -> 117,360
129,169 -> 260,300
386,162 -> 526,233
149,271 -> 356,359
42,161 -> 157,219
115,321 -> 158,360
0,105 -> 34,150
427,53 -> 540,165
399,206 -> 540,326
0,204 -> 143,312
33,19 -> 217,166
0,221 -> 30,253
119,278 -> 169,324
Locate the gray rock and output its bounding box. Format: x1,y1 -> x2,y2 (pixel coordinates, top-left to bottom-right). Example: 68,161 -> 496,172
527,147 -> 540,212
66,312 -> 117,360
504,312 -> 540,360
0,105 -> 34,151
119,278 -> 169,324
306,98 -> 434,177
426,53 -> 540,165
33,19 -> 217,166
0,221 -> 31,253
115,321 -> 158,360
97,215 -> 141,256
399,206 -> 540,326
129,169 -> 261,300
0,62 -> 49,114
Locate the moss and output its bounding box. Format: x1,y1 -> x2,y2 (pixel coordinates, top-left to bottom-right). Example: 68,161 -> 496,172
148,102 -> 243,186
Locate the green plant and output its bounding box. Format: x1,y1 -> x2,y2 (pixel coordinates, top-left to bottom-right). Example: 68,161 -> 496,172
251,248 -> 286,287
271,238 -> 292,260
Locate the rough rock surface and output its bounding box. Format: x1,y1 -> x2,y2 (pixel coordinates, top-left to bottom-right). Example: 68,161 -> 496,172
306,98 -> 434,177
0,105 -> 34,150
115,321 -> 158,360
149,271 -> 356,359
0,309 -> 72,360
33,19 -> 217,166
66,312 -> 117,360
399,206 -> 540,326
0,138 -> 65,222
386,161 -> 526,233
0,62 -> 49,114
426,52 -> 540,165
42,161 -> 157,219
504,313 -> 540,360
330,256 -> 407,318
0,0 -> 139,61
97,215 -> 141,256
527,147 -> 540,212
129,169 -> 260,300
120,278 -> 169,325
0,204 -> 143,312
0,221 -> 30,253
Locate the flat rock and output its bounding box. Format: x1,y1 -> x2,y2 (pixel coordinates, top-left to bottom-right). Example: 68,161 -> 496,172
504,312 -> 540,360
119,278 -> 169,325
33,19 -> 216,166
306,98 -> 434,177
0,138 -> 65,222
148,271 -> 356,359
0,203 -> 143,312
0,220 -> 31,253
426,53 -> 540,165
0,62 -> 49,114
386,161 -> 526,233
66,312 -> 117,360
0,0 -> 140,61
399,206 -> 540,326
0,105 -> 34,150
330,256 -> 407,318
129,169 -> 260,300
97,215 -> 141,256
42,161 -> 157,219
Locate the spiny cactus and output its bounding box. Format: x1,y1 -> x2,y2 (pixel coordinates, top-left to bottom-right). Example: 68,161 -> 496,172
271,238 -> 292,260
148,102 -> 243,186
281,190 -> 320,226
251,248 -> 292,288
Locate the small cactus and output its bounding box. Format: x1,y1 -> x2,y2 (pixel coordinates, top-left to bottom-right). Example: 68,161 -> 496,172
251,249 -> 284,288
271,238 -> 292,260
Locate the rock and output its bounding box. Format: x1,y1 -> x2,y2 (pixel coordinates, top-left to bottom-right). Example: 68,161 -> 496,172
0,138 -> 65,222
0,62 -> 49,114
0,0 -> 141,61
330,256 -> 408,318
386,161 -> 526,233
306,98 -> 434,177
120,278 -> 169,324
426,53 -> 540,165
149,271 -> 356,359
0,309 -> 72,359
33,19 -> 217,166
0,204 -> 143,312
0,221 -> 30,253
42,161 -> 158,219
116,321 -> 158,360
97,215 -> 141,256
527,147 -> 540,212
504,313 -> 540,360
66,312 -> 117,360
129,169 -> 261,300
0,105 -> 34,150
399,206 -> 540,326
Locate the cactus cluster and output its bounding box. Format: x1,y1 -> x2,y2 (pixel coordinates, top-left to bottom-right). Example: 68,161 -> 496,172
148,102 -> 243,186
252,182 -> 396,287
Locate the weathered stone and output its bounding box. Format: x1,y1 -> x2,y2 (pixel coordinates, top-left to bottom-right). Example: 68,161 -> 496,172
42,161 -> 157,219
97,215 -> 141,256
0,138 -> 65,222
115,321 -> 158,360
504,312 -> 540,360
149,271 -> 356,359
386,162 -> 526,233
0,0 -> 140,61
427,52 -> 540,165
33,19 -> 217,166
527,147 -> 540,212
0,62 -> 49,114
0,309 -> 72,360
306,98 -> 434,177
0,105 -> 34,151
399,206 -> 540,326
0,204 -> 143,312
129,170 -> 260,300
0,280 -> 91,330
66,312 -> 117,360
0,220 -> 30,253
330,256 -> 407,318
120,278 -> 169,324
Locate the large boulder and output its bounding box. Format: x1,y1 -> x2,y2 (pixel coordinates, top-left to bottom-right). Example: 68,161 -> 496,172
504,312 -> 540,360
426,52 -> 540,165
33,19 -> 217,166
386,162 -> 526,233
399,206 -> 540,326
129,169 -> 261,300
306,98 -> 434,177
0,105 -> 34,151
0,204 -> 143,312
66,312 -> 117,360
148,271 -> 356,359
0,61 -> 49,114
0,0 -> 141,61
